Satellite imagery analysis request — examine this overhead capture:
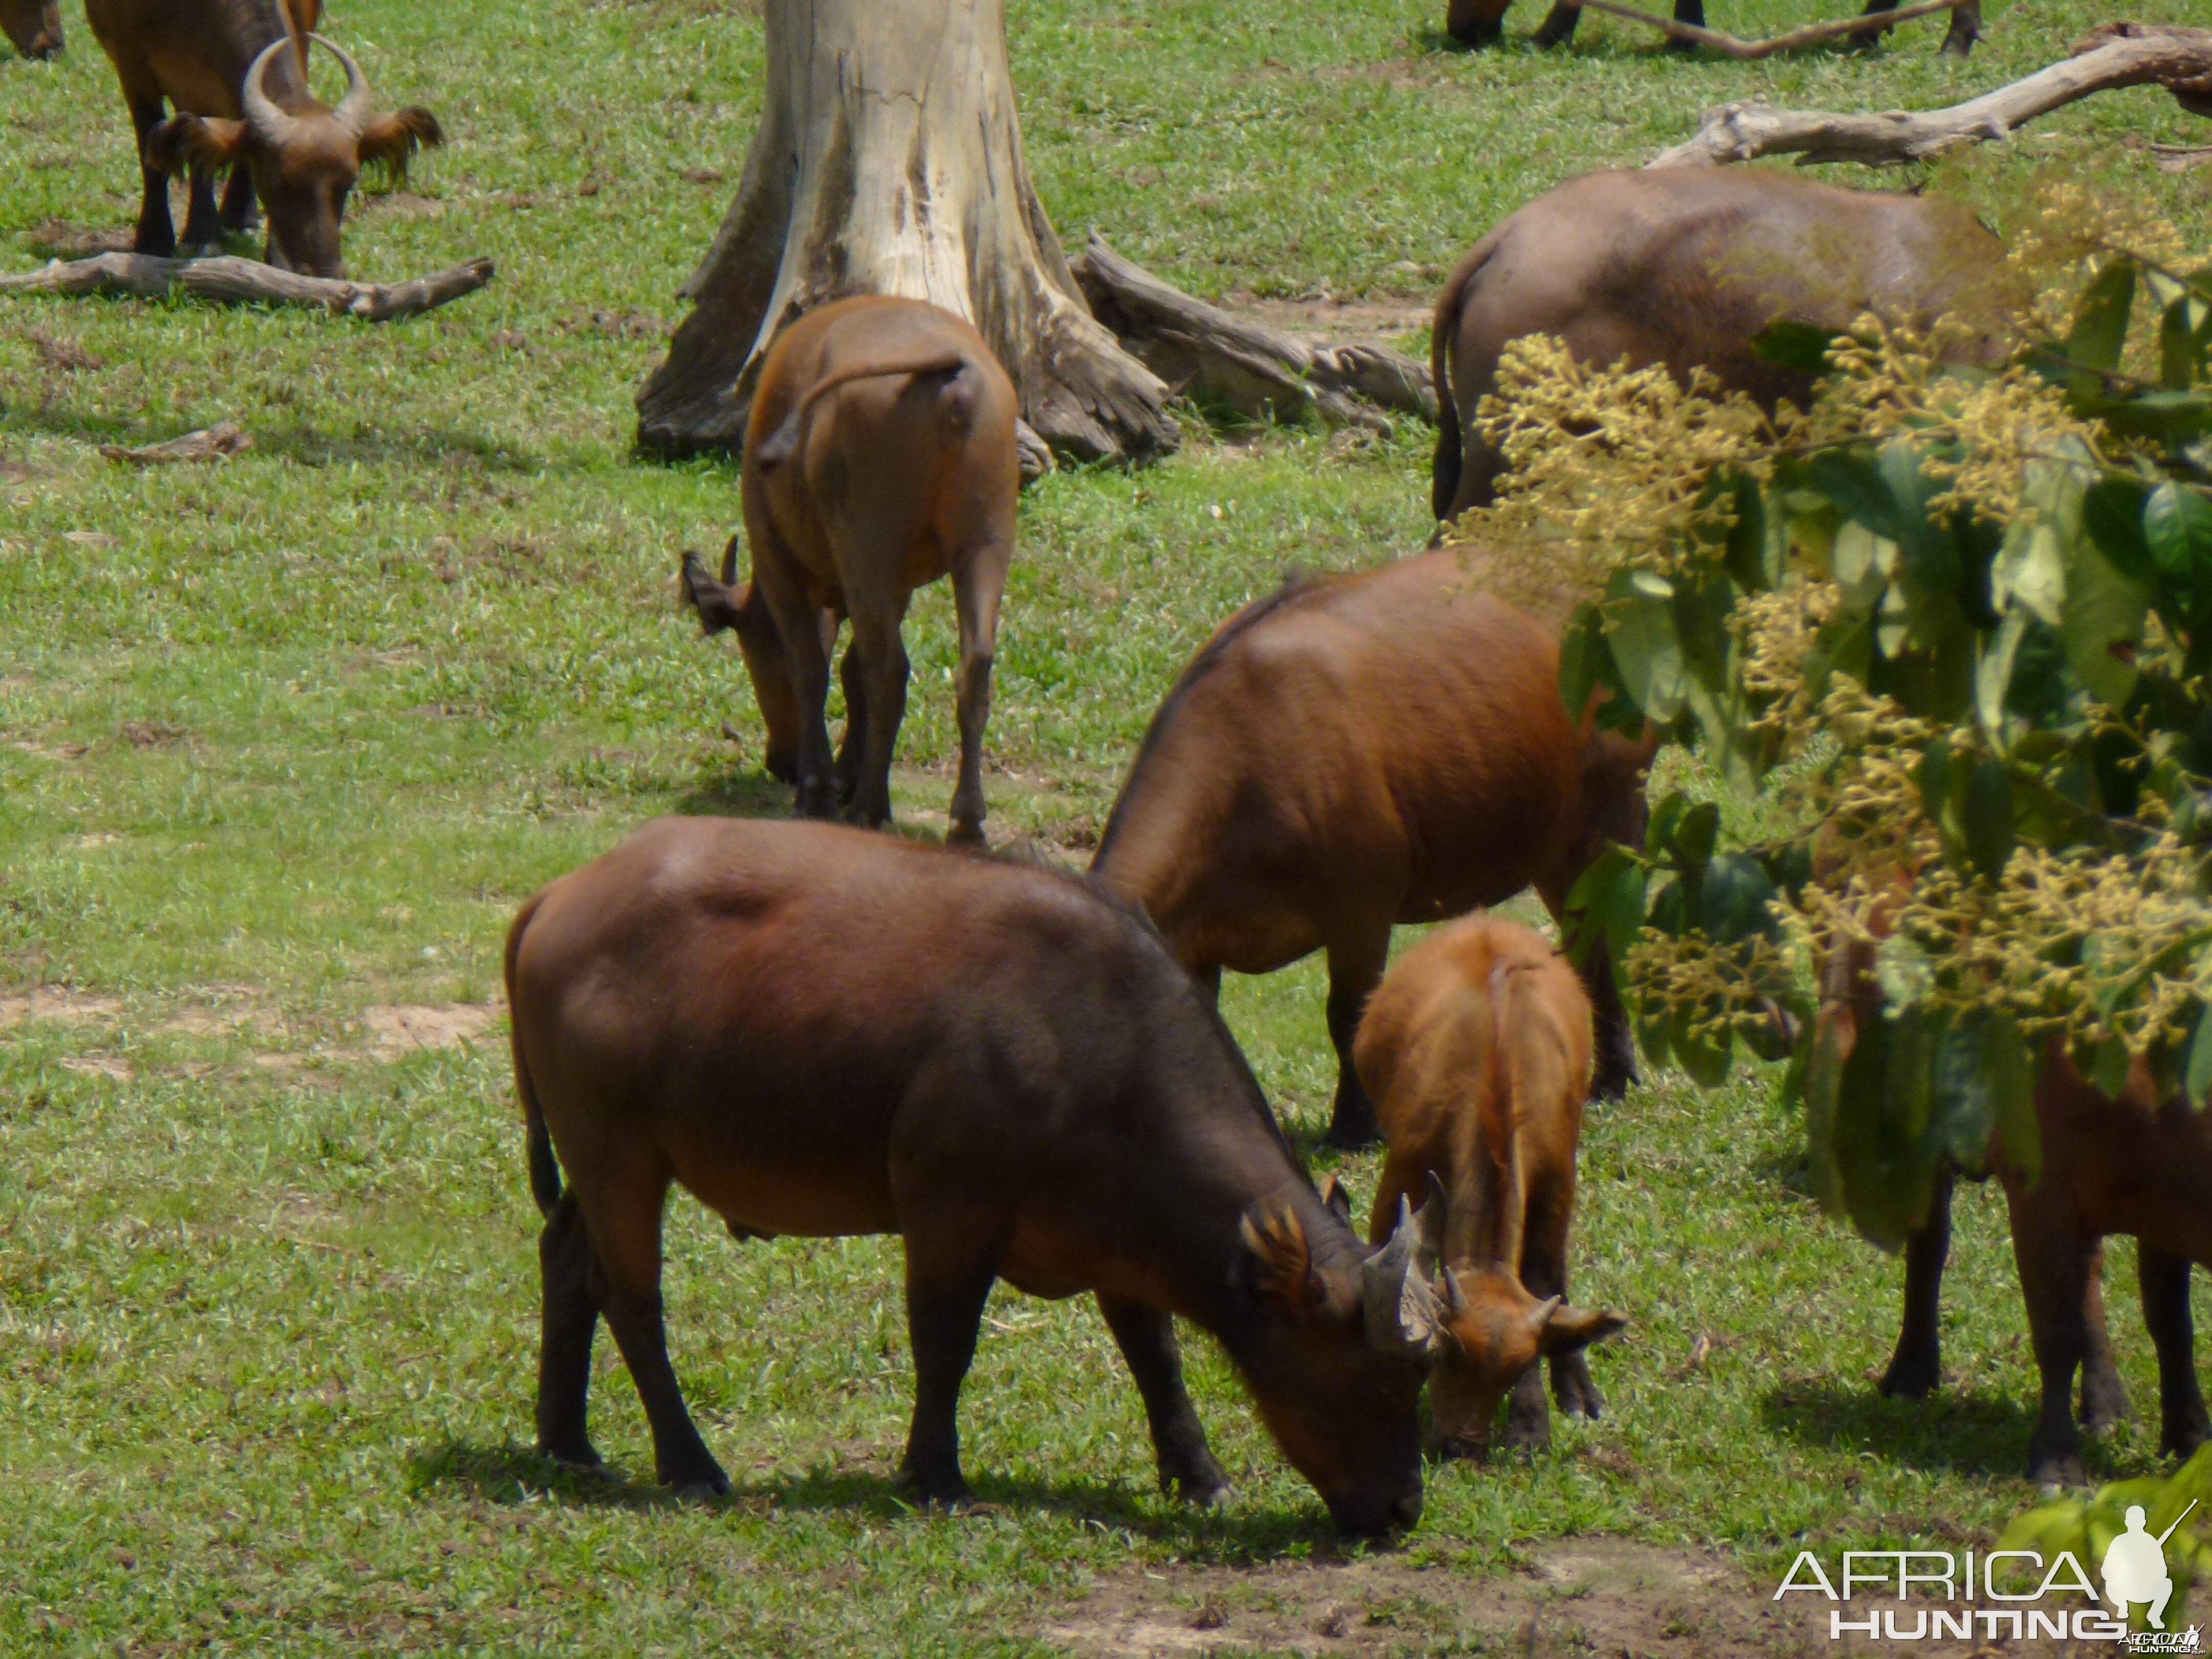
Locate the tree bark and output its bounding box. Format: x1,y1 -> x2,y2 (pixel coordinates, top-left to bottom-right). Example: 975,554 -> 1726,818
634,0 -> 1176,467
0,252 -> 494,320
1649,23 -> 2212,167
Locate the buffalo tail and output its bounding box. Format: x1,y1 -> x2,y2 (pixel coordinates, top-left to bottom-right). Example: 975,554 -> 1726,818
505,892 -> 563,1219
1429,231 -> 1501,525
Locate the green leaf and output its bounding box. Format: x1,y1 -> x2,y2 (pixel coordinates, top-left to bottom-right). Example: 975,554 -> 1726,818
1985,1010 -> 2038,1189
1752,318 -> 1842,376
2082,478 -> 2156,586
2066,260 -> 2136,375
2186,1003 -> 2212,1110
2145,482 -> 2212,583
1930,1010 -> 2002,1173
1644,792 -> 1688,861
1696,854 -> 1782,946
1963,757 -> 2015,881
1558,601 -> 1614,725
2160,289 -> 2201,390
1832,1008 -> 1943,1250
1606,572 -> 1687,721
1672,1024 -> 1735,1089
1671,801 -> 1720,875
1976,607 -> 2028,742
1806,450 -> 1906,543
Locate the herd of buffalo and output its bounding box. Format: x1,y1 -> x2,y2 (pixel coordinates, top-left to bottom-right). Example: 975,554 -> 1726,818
10,0 -> 2209,1538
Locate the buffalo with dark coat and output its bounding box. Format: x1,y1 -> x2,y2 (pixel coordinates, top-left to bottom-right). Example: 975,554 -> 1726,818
1445,0 -> 1977,54
680,295 -> 1018,846
1430,167 -> 2015,527
2,0 -> 62,60
505,817 -> 1433,1535
86,0 -> 440,274
1091,549 -> 1657,1150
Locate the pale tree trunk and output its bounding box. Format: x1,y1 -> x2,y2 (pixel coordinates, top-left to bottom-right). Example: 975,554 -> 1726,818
635,0 -> 1177,467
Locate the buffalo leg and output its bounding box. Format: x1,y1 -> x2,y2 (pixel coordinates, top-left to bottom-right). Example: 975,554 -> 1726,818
845,610 -> 910,833
582,1172 -> 729,1498
946,541 -> 1009,849
128,96 -> 178,259
219,165 -> 261,235
1854,0 -> 1897,51
758,564 -> 838,822
2141,1244 -> 2210,1460
1321,927 -> 1390,1150
1581,933 -> 1637,1101
1879,1162 -> 1953,1400
834,637 -> 868,810
1667,0 -> 1705,48
534,1190 -> 604,1470
1528,2 -> 1581,47
899,1251 -> 996,1505
2079,1239 -> 2132,1432
2008,1196 -> 2094,1485
1097,1295 -> 1228,1504
1447,0 -> 1507,46
1940,0 -> 1979,56
179,163 -> 224,257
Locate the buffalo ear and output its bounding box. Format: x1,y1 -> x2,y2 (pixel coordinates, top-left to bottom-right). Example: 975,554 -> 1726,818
358,107 -> 443,181
1537,1302 -> 1629,1357
145,115 -> 246,178
1317,1175 -> 1353,1229
1240,1204 -> 1328,1321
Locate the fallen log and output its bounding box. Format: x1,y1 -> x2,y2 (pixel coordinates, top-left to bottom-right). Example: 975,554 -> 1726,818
1071,233 -> 1436,431
0,253 -> 495,321
1649,21 -> 2212,167
1562,0 -> 1967,60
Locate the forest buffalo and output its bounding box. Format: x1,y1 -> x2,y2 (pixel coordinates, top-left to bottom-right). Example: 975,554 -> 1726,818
86,0 -> 440,275
1430,167 -> 2014,526
1444,0 -> 1977,54
1091,549 -> 1656,1149
680,296 -> 1018,847
505,817 -> 1431,1535
1356,914 -> 1627,1456
2,0 -> 61,60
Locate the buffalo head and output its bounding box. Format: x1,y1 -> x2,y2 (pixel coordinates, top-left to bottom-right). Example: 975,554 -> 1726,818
679,539 -> 805,785
1363,1177 -> 1626,1458
1236,1190 -> 1429,1536
145,34 -> 442,279
2,0 -> 62,59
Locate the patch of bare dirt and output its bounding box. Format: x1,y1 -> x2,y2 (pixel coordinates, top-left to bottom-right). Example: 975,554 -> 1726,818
362,1003 -> 502,1056
1038,1539 -> 1994,1658
0,988 -> 123,1026
58,1056 -> 134,1082
20,220 -> 135,259
1223,291 -> 1435,348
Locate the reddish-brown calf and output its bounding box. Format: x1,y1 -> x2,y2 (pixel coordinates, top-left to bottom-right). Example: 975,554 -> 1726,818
681,296 -> 1019,846
1356,914 -> 1626,1456
1092,550 -> 1657,1148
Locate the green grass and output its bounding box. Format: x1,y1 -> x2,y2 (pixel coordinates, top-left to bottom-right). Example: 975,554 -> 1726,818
4,0 -> 2211,1649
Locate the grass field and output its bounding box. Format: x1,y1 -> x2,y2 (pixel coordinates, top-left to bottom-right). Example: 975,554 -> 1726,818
5,0 -> 2212,1650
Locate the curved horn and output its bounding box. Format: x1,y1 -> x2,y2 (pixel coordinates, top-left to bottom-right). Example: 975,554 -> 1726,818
312,33 -> 375,138
241,38 -> 301,149
1362,1197 -> 1449,1360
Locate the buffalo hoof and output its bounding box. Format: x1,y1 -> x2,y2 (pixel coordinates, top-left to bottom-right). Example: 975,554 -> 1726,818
1553,1357 -> 1605,1420
1163,1455 -> 1230,1507
2161,1412 -> 2211,1460
537,1438 -> 610,1475
897,1471 -> 974,1511
660,1459 -> 731,1501
2079,1359 -> 2132,1433
1449,19 -> 1503,47
1430,1434 -> 1485,1464
2025,1446 -> 2086,1491
179,239 -> 224,260
945,820 -> 986,852
1877,1350 -> 1939,1402
1500,1411 -> 1552,1453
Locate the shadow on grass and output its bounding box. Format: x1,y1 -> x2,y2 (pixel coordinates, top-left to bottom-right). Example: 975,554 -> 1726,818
409,1438 -> 1357,1562
1759,1379 -> 2034,1478
673,767 -> 793,819
0,400 -> 549,475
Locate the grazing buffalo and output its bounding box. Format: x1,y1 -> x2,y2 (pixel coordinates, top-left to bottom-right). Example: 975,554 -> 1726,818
1445,0 -> 1978,54
1430,167 -> 2014,526
2,0 -> 62,60
680,296 -> 1019,847
505,817 -> 1431,1535
1357,914 -> 1627,1456
1815,942 -> 2201,1483
1091,549 -> 1657,1150
86,0 -> 440,275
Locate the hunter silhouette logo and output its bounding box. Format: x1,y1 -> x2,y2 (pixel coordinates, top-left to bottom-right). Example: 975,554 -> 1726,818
2106,1501 -> 2198,1632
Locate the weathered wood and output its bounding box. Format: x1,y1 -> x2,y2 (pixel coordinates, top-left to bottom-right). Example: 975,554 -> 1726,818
100,422 -> 252,465
635,0 -> 1175,466
1561,0 -> 1966,59
1072,233 -> 1436,430
1650,22 -> 2212,167
0,252 -> 495,320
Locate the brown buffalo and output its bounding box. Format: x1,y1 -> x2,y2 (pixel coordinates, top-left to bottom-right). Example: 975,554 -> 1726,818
1356,914 -> 1627,1456
1815,940 -> 2201,1482
1091,549 -> 1657,1149
1445,0 -> 1977,53
680,296 -> 1019,847
1430,167 -> 2014,526
87,0 -> 440,275
505,817 -> 1432,1534
2,0 -> 61,60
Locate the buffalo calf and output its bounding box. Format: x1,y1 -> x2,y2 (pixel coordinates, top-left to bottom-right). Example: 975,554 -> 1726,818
1092,549 -> 1656,1148
1356,914 -> 1626,1456
506,817 -> 1433,1535
681,296 -> 1018,846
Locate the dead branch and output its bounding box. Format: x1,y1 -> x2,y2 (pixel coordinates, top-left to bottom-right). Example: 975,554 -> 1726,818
0,253 -> 495,321
100,423 -> 252,465
1071,233 -> 1436,431
1564,0 -> 1965,60
1649,22 -> 2212,167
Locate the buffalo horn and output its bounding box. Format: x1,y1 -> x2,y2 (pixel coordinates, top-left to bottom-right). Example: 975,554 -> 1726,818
241,38 -> 301,150
1361,1196 -> 1448,1360
313,33 -> 375,138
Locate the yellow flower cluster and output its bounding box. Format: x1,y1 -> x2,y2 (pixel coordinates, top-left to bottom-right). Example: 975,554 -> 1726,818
1732,581 -> 1840,753
1623,927 -> 1801,1045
